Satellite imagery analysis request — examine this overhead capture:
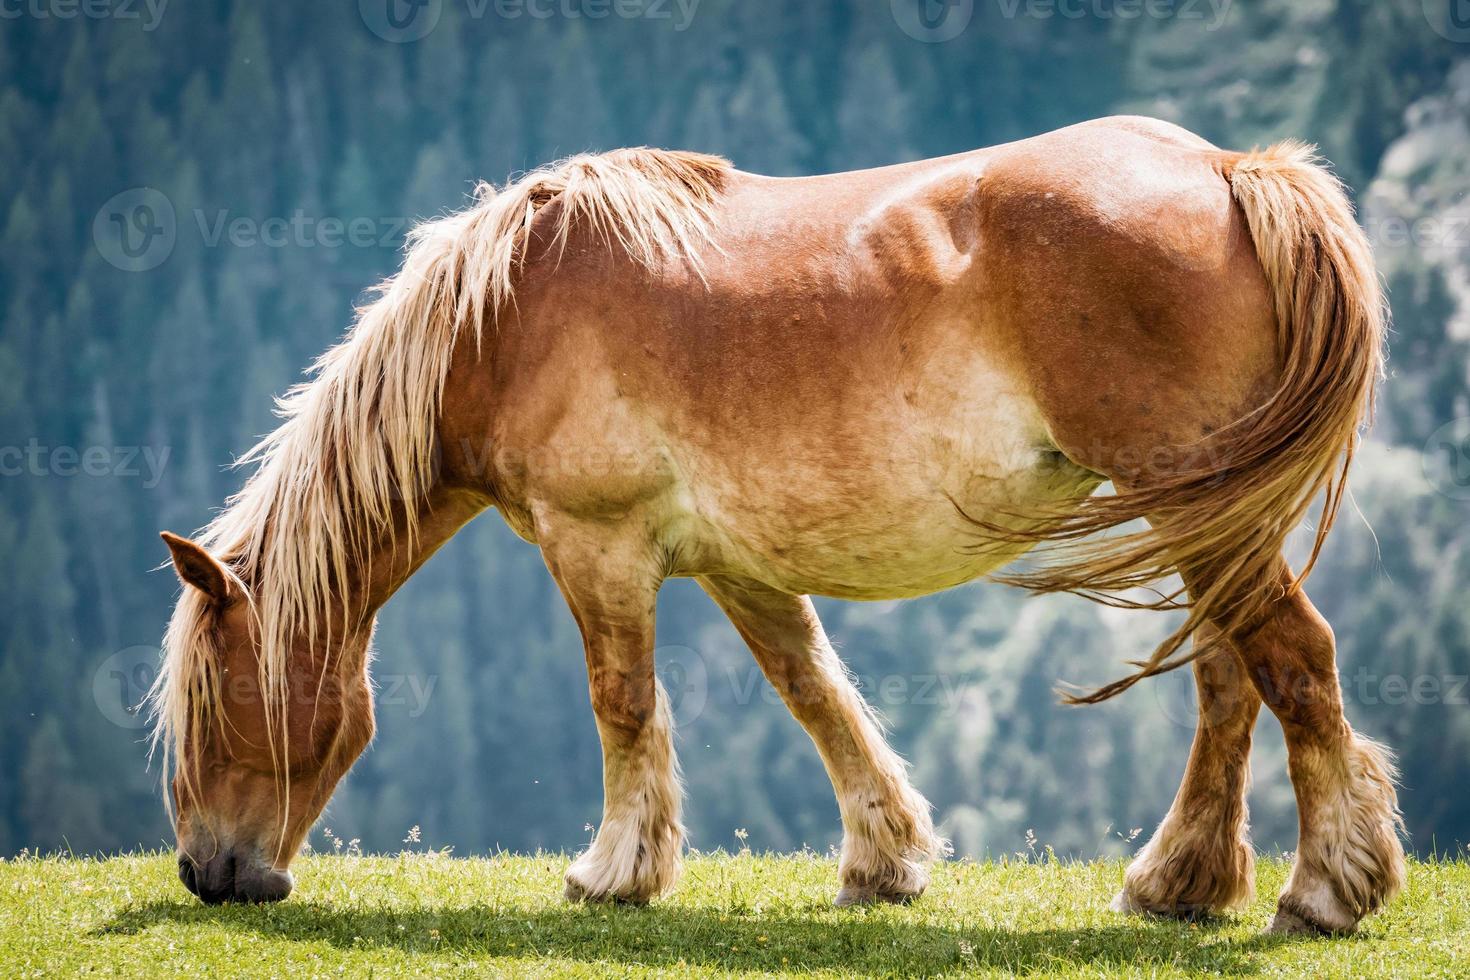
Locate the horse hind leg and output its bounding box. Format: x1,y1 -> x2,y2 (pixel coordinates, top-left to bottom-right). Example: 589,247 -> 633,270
1113,628 -> 1259,919
699,575 -> 946,906
1231,562 -> 1404,933
540,515 -> 683,904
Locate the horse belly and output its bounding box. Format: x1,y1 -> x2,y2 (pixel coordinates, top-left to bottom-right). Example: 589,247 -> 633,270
683,371 -> 1100,601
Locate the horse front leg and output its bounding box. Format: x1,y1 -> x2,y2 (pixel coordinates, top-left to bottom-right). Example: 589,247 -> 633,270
1114,631 -> 1259,918
541,518 -> 682,904
699,575 -> 946,905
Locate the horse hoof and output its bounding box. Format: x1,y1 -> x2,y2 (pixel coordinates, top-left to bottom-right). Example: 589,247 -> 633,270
835,885 -> 918,907
1111,889 -> 1213,921
1267,908 -> 1342,936
565,876 -> 651,906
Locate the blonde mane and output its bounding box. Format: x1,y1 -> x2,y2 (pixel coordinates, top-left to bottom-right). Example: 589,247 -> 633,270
149,148 -> 731,828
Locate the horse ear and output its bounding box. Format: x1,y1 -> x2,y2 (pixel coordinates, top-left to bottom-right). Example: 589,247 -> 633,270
161,531 -> 232,604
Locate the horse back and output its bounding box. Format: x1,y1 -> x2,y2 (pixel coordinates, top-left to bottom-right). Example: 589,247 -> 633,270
449,119 -> 1279,595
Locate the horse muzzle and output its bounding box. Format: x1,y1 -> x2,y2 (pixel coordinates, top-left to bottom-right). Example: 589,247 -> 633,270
178,849 -> 293,904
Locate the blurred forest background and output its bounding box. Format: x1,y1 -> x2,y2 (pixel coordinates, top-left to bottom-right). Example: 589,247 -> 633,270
2,0 -> 1469,861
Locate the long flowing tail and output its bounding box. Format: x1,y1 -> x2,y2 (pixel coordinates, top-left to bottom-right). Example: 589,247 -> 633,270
992,141 -> 1386,704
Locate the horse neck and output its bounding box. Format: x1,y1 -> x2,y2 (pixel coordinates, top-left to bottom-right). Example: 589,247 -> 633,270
352,482 -> 489,621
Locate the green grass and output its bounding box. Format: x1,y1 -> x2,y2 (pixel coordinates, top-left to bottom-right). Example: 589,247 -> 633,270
2,853 -> 1467,977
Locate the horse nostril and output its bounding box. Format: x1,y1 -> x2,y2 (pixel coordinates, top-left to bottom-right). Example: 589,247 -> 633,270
235,865 -> 294,904
177,855 -> 199,896
186,851 -> 237,905
181,848 -> 293,904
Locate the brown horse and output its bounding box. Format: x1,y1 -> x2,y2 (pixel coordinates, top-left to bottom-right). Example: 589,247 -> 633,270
152,115 -> 1402,933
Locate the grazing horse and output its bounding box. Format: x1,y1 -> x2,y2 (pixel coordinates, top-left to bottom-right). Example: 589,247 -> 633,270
153,115 -> 1402,933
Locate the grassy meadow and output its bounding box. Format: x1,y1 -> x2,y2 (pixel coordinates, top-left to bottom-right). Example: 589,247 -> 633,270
1,852 -> 1466,977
